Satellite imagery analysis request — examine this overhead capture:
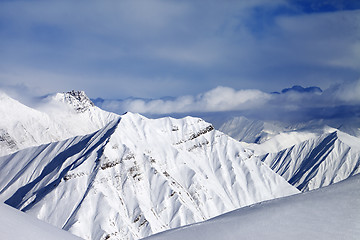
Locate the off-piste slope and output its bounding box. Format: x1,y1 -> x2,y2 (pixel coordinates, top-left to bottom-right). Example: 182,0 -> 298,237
0,90 -> 118,156
144,173 -> 360,240
217,115 -> 360,192
260,130 -> 360,191
0,202 -> 82,240
218,116 -> 286,143
0,113 -> 298,240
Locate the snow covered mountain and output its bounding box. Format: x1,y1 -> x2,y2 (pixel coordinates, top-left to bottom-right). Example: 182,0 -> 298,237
145,174 -> 360,240
259,130 -> 360,191
218,115 -> 360,145
0,202 -> 82,240
0,112 -> 298,240
218,115 -> 360,191
218,116 -> 288,143
0,90 -> 118,156
1,89 -> 357,240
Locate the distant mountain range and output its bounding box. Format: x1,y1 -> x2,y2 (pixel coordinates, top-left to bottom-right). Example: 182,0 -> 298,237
0,90 -> 359,240
218,116 -> 360,192
273,85 -> 323,94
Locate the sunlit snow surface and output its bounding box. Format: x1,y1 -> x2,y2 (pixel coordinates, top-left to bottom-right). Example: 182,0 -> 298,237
145,174 -> 360,240
218,116 -> 360,192
0,91 -> 117,156
0,113 -> 298,240
0,202 -> 81,240
1,91 -> 358,240
260,131 -> 360,191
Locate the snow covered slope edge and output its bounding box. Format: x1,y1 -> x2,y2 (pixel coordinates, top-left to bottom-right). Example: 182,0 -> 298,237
145,174 -> 360,240
0,202 -> 82,240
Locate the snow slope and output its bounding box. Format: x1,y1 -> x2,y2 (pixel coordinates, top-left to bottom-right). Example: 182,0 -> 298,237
218,116 -> 286,143
145,174 -> 360,240
0,90 -> 118,156
218,115 -> 360,147
217,115 -> 360,192
243,126 -> 335,156
260,130 -> 360,191
0,202 -> 82,240
0,113 -> 298,240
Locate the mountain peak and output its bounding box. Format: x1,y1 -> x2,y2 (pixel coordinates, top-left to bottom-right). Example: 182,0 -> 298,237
281,85 -> 323,94
55,90 -> 94,113
0,113 -> 298,240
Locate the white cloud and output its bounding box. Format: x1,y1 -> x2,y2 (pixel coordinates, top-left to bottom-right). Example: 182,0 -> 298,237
97,80 -> 360,122
333,79 -> 360,103
100,86 -> 271,114
3,80 -> 360,123
198,87 -> 271,111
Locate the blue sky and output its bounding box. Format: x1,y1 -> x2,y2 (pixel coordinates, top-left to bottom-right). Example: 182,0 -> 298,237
0,0 -> 359,118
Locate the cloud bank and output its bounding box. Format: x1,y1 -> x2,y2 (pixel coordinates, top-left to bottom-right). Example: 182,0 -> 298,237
95,80 -> 360,122
1,79 -> 359,125
105,87 -> 271,114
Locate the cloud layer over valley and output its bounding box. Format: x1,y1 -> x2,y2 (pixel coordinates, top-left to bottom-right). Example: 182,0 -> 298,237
95,80 -> 360,122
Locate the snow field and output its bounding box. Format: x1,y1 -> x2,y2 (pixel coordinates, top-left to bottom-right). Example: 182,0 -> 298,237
145,174 -> 360,240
